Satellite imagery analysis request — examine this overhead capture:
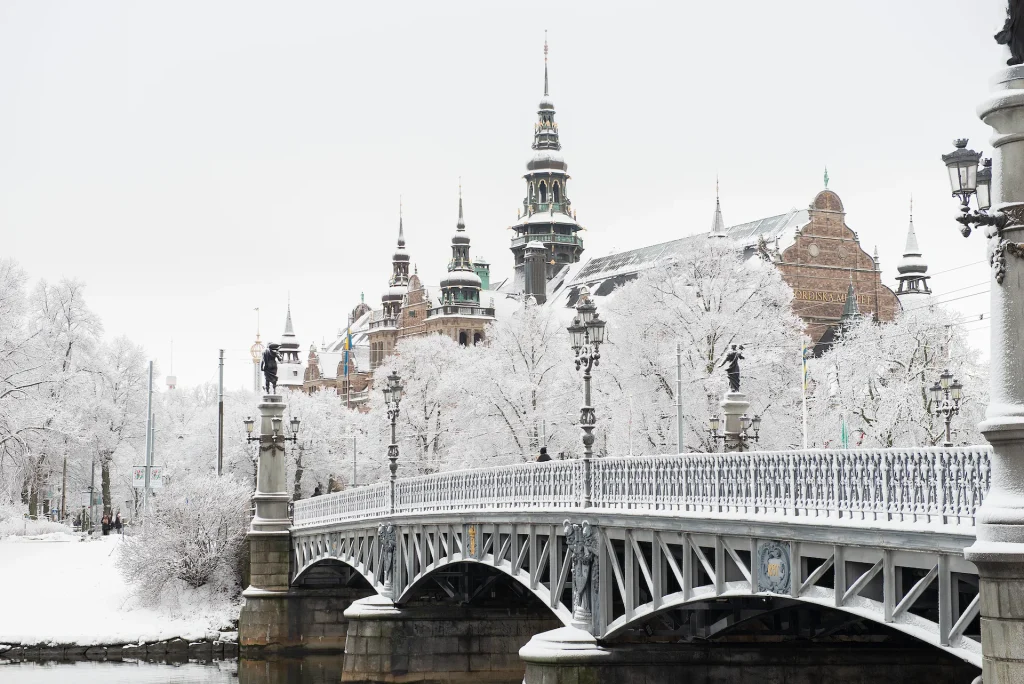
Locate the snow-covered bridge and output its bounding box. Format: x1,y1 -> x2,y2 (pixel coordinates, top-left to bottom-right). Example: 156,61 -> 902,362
288,446 -> 990,667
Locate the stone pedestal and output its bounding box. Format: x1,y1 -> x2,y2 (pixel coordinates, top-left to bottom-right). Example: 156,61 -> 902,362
966,64 -> 1024,684
720,391 -> 750,452
341,596 -> 560,683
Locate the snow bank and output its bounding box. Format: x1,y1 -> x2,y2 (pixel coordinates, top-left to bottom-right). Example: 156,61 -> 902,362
0,534 -> 240,646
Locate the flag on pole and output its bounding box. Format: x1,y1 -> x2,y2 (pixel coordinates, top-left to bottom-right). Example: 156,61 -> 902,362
343,327 -> 352,377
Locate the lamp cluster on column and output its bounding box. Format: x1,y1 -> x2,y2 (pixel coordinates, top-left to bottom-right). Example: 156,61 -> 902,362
567,288 -> 605,508
708,413 -> 761,451
243,415 -> 301,443
930,369 -> 963,448
942,139 -> 997,235
383,371 -> 404,513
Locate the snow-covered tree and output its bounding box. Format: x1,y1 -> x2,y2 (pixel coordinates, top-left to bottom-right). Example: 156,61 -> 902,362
807,302 -> 987,448
599,237 -> 805,455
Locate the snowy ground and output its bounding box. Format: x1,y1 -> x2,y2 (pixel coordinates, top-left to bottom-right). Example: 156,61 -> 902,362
0,533 -> 240,646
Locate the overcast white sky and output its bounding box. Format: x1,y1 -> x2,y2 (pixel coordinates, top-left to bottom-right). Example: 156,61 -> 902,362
0,1 -> 1008,389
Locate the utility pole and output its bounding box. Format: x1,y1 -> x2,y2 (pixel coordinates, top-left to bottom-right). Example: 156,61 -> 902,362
143,361 -> 153,521
217,349 -> 224,476
351,432 -> 358,487
89,457 -> 96,534
60,456 -> 67,520
676,341 -> 684,454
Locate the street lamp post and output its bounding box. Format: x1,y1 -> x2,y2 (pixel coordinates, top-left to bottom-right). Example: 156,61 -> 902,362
382,372 -> 404,514
567,288 -> 606,508
930,370 -> 963,448
708,412 -> 761,452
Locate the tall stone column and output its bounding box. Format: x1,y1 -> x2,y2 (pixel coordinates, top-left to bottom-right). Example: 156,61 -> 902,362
246,394 -> 291,594
965,64 -> 1024,684
720,391 -> 750,452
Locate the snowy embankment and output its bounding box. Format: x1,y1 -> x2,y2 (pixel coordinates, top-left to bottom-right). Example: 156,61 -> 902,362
0,533 -> 240,647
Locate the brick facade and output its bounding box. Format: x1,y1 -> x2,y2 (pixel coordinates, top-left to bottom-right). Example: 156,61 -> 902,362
777,190 -> 900,344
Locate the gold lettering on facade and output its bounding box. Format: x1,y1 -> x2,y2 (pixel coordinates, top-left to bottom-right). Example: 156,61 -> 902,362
793,290 -> 872,307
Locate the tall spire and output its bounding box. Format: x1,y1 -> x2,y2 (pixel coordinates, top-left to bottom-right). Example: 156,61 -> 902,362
457,178 -> 465,231
397,197 -> 405,248
896,193 -> 931,297
709,176 -> 726,236
543,30 -> 549,98
284,297 -> 295,337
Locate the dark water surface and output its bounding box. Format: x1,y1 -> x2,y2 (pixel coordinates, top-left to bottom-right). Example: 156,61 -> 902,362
0,657 -> 346,684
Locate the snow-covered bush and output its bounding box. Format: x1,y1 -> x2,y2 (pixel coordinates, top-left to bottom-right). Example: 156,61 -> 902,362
117,475 -> 249,599
0,500 -> 70,537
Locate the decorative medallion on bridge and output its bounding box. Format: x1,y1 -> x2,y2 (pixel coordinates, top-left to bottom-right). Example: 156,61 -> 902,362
467,524 -> 477,558
755,540 -> 791,595
564,520 -> 599,633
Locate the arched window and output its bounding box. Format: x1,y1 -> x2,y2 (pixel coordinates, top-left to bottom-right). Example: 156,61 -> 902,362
458,331 -> 468,346
473,332 -> 483,345
539,182 -> 547,203
552,182 -> 561,203
529,183 -> 536,201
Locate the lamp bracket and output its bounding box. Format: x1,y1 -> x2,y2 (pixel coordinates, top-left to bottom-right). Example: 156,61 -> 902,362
956,203 -> 1024,284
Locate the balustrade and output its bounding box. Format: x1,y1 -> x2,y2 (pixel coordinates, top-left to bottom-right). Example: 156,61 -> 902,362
292,446 -> 991,529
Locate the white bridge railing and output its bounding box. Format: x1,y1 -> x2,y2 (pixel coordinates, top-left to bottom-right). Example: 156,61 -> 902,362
292,446 -> 991,529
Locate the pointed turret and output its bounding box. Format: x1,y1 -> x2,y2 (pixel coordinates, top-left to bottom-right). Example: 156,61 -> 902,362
509,33 -> 584,288
277,299 -> 304,390
709,177 -> 727,237
441,183 -> 482,305
841,280 -> 860,322
382,203 -> 411,320
895,197 -> 931,297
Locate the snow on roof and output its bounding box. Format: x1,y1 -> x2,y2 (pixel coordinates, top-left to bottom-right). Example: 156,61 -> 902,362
570,209 -> 809,288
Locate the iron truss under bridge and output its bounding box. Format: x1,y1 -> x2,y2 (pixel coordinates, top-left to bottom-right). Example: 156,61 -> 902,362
290,446 -> 991,667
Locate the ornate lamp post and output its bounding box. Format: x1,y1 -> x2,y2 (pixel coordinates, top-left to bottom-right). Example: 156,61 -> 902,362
930,370 -> 963,448
567,288 -> 606,508
382,371 -> 403,513
708,412 -> 761,452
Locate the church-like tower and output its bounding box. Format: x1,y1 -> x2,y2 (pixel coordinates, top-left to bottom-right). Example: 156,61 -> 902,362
509,35 -> 584,288
382,208 -> 411,319
277,302 -> 305,390
369,208 -> 410,369
439,186 -> 483,305
425,187 -> 494,346
895,199 -> 931,298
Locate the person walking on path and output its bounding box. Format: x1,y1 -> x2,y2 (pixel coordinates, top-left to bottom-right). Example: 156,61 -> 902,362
536,447 -> 551,462
114,512 -> 122,534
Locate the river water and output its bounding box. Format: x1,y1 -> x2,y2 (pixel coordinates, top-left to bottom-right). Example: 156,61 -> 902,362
0,657 -> 348,683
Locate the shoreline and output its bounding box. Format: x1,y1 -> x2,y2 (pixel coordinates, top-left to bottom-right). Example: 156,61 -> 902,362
0,636 -> 239,663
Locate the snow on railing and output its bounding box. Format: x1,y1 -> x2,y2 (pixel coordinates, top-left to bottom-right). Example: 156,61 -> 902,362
292,482 -> 388,528
591,446 -> 991,526
394,458 -> 582,514
291,446 -> 991,529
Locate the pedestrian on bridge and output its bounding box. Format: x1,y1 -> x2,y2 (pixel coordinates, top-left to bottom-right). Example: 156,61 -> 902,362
536,447 -> 550,462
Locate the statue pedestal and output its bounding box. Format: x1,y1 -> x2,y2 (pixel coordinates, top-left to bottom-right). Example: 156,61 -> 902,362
246,394 -> 291,597
720,392 -> 750,452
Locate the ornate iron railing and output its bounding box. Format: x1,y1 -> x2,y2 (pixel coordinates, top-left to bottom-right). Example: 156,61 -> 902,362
590,446 -> 990,525
394,459 -> 582,514
291,446 -> 991,529
292,482 -> 388,528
